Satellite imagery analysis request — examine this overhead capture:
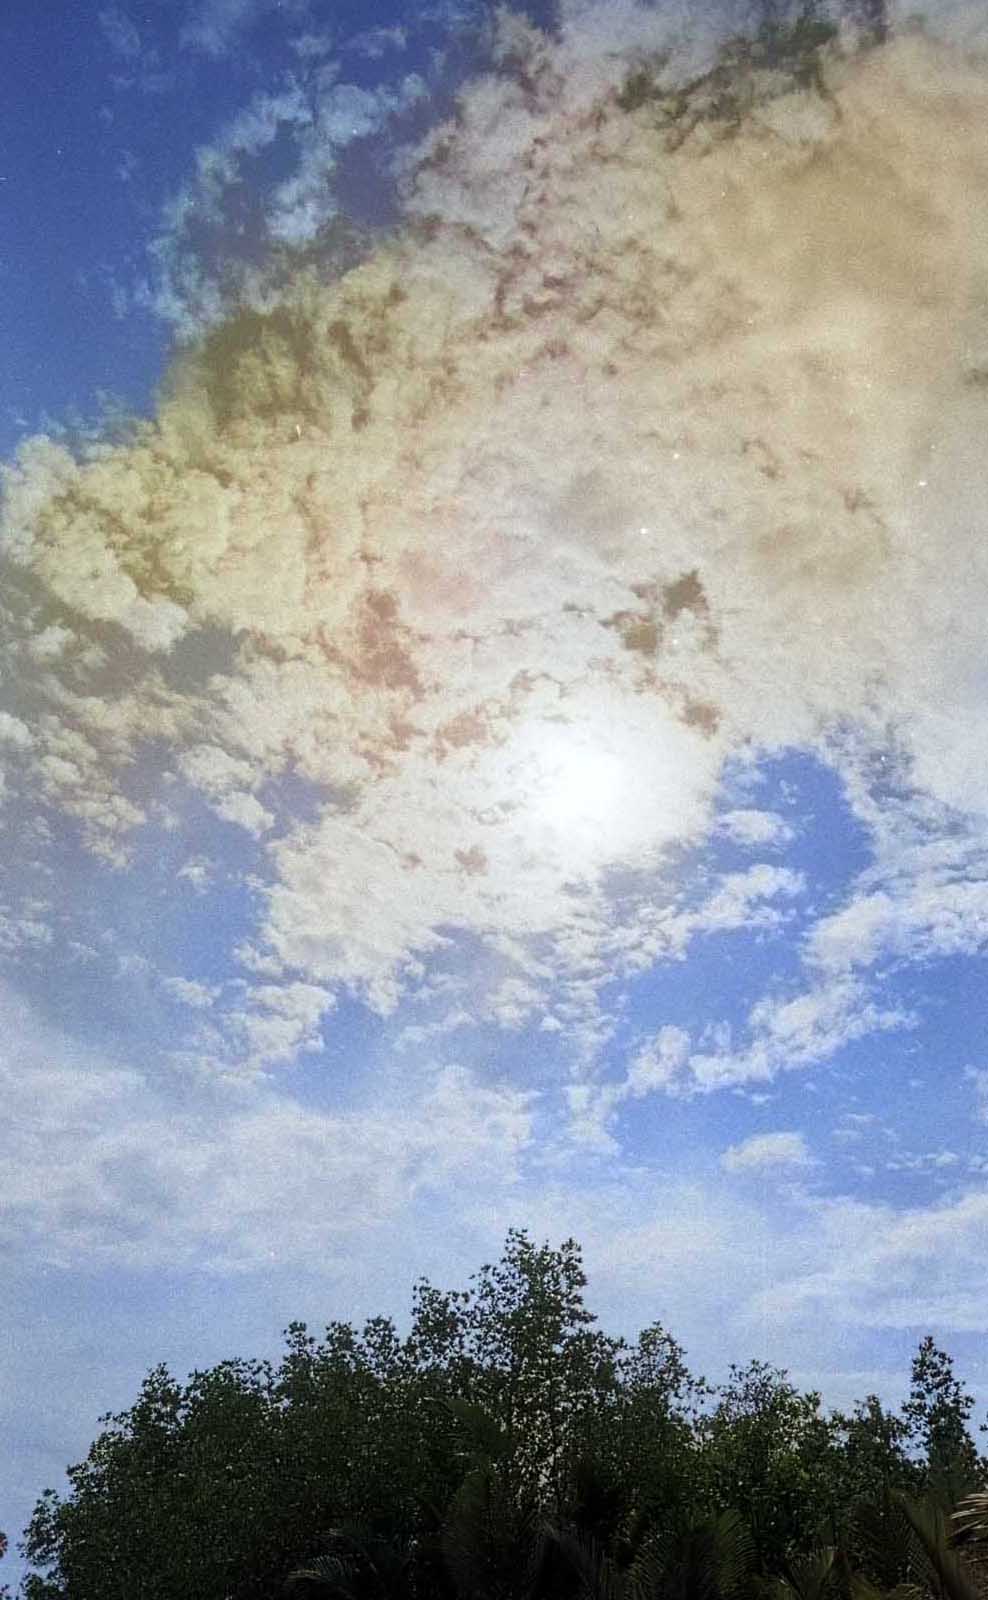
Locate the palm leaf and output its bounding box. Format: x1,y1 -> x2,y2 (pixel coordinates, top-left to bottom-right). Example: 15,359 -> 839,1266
951,1495 -> 988,1546
762,1547 -> 840,1600
440,1398 -> 513,1464
893,1493 -> 983,1600
282,1524 -> 415,1600
440,1458 -> 546,1600
283,1552 -> 363,1598
847,1577 -> 924,1600
851,1497 -> 919,1593
542,1522 -> 627,1600
625,1508 -> 757,1600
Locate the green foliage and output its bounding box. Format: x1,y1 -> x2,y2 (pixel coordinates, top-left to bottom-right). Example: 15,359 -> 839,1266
694,1362 -> 846,1574
901,1339 -> 984,1497
13,1231 -> 988,1600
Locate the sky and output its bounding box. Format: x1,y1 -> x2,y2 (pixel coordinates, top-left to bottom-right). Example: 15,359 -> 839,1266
2,0 -> 988,1586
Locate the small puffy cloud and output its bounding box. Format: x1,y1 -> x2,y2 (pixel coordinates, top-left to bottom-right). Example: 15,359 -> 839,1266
717,809 -> 794,848
25,624 -> 74,662
0,712 -> 32,749
176,856 -> 215,892
721,1131 -> 816,1174
161,976 -> 220,1009
626,1025 -> 691,1098
349,25 -> 408,59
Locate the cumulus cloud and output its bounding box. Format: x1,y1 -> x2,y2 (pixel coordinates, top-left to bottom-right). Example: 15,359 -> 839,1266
721,1130 -> 817,1174
3,1 -> 988,1094
717,809 -> 794,848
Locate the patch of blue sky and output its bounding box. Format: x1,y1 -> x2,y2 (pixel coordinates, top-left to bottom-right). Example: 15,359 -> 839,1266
282,991 -> 391,1109
601,748 -> 872,1012
0,12 -> 216,449
1,752 -> 339,1060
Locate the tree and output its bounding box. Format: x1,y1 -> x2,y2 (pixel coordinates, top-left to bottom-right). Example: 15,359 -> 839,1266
901,1339 -> 983,1501
15,1233 -> 988,1600
694,1362 -> 845,1575
16,1232 -> 629,1599
598,1324 -> 714,1550
418,1229 -> 630,1520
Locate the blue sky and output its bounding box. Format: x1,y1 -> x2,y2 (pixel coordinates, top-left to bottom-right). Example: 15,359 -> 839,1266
3,0 -> 988,1589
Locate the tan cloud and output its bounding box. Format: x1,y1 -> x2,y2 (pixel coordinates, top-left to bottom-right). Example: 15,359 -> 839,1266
3,8 -> 988,1031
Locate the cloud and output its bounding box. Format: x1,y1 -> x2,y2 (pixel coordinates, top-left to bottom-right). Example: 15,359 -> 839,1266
160,975 -> 220,1009
717,809 -> 794,848
348,25 -> 409,60
0,978 -> 537,1272
721,1131 -> 817,1174
744,1186 -> 988,1334
98,6 -> 141,60
179,0 -> 310,58
965,1066 -> 988,1124
4,4 -> 988,1084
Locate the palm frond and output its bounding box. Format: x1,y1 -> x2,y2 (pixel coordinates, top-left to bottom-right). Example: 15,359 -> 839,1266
624,1507 -> 756,1600
775,1547 -> 840,1600
851,1497 -> 917,1593
440,1458 -> 546,1600
282,1552 -> 362,1598
542,1522 -> 627,1600
892,1492 -> 983,1600
952,1495 -> 988,1546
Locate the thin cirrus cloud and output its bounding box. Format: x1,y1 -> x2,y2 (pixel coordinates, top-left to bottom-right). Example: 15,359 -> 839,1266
178,0 -> 312,58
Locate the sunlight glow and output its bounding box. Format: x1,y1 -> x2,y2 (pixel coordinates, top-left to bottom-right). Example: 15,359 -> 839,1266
532,741 -> 628,834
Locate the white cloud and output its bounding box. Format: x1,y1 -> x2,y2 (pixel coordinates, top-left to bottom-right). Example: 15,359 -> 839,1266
177,856 -> 215,892
348,24 -> 408,60
0,981 -> 537,1272
684,978 -> 914,1095
721,1131 -> 817,1174
161,976 -> 220,1009
965,1066 -> 988,1124
717,809 -> 794,848
744,1186 -> 988,1334
0,711 -> 32,749
4,6 -> 988,1082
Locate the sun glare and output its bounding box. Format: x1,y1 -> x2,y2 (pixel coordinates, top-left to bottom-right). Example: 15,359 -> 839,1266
533,742 -> 628,833
482,697 -> 721,876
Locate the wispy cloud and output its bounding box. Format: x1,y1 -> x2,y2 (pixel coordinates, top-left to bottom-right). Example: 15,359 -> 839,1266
179,0 -> 310,58
721,1131 -> 817,1174
98,5 -> 141,60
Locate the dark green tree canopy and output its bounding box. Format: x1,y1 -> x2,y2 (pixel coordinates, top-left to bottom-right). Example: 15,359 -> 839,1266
11,1231 -> 988,1600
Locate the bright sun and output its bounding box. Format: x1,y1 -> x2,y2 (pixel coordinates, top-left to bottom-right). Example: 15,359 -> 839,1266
483,695 -> 722,875
532,742 -> 628,833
